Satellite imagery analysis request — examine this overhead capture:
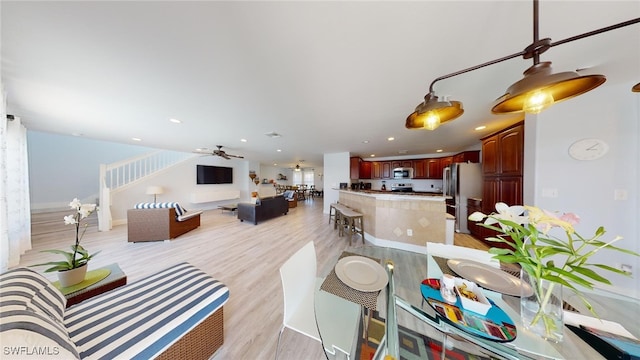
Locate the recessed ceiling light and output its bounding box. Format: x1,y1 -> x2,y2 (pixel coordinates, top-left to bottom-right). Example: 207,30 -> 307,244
273,163 -> 278,166
388,137 -> 395,141
362,140 -> 370,144
132,137 -> 142,141
398,150 -> 408,154
475,125 -> 487,131
436,149 -> 443,153
169,118 -> 181,124
240,138 -> 247,142
370,154 -> 376,157
277,149 -> 282,152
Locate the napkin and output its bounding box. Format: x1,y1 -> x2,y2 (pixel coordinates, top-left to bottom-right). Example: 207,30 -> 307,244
564,311 -> 637,339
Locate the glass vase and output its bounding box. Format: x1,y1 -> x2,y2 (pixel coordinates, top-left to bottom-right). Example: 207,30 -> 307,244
520,269 -> 564,342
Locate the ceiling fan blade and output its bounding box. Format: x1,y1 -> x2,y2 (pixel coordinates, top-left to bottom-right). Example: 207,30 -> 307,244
221,154 -> 231,160
227,154 -> 244,159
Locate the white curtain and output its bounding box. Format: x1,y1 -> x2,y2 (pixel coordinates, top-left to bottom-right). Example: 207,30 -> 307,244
1,94 -> 31,271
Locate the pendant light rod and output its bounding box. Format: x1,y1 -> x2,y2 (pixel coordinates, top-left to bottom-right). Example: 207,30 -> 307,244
428,50 -> 525,93
550,18 -> 640,48
426,0 -> 639,95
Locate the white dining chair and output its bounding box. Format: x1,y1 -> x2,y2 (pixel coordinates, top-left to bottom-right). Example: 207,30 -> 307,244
425,241 -> 499,267
276,241 -> 360,360
276,241 -> 320,359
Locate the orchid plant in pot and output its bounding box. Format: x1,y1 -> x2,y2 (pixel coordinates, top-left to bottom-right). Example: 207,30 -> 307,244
32,198 -> 100,287
469,203 -> 638,342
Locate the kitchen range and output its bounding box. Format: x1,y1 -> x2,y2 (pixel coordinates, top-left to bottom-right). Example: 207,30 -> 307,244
391,183 -> 413,192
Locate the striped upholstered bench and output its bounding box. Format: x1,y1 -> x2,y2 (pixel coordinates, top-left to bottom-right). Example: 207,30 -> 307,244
0,262 -> 229,359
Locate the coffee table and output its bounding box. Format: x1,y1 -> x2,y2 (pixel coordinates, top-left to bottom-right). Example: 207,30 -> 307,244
61,263 -> 127,307
218,203 -> 238,214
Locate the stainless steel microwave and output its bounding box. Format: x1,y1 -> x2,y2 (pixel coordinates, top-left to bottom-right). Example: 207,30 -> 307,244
393,167 -> 413,179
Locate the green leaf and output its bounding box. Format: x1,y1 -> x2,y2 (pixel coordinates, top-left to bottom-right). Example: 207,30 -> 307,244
569,265 -> 611,284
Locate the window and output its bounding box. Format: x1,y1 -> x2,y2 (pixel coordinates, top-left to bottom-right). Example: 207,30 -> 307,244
303,170 -> 314,187
292,171 -> 302,185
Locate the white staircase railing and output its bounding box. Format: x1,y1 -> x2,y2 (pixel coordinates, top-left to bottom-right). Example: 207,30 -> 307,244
97,150 -> 196,231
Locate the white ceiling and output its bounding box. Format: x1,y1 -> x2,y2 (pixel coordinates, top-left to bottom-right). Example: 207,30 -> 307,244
2,1 -> 639,169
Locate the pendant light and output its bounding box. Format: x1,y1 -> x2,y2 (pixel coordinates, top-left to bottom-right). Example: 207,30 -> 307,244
405,92 -> 463,130
633,82 -> 640,92
406,0 -> 640,125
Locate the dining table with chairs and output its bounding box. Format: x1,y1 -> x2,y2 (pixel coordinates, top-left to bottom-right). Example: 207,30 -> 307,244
315,244 -> 640,360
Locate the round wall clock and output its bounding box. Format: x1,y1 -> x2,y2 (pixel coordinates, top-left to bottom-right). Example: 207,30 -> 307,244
568,138 -> 609,160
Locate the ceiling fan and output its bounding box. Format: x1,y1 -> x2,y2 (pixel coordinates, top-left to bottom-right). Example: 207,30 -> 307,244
194,145 -> 244,160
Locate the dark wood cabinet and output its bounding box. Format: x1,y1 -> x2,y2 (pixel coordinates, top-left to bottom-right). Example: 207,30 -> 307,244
482,124 -> 523,176
413,159 -> 427,179
381,162 -> 392,179
482,137 -> 499,175
479,122 -> 524,249
440,156 -> 453,170
426,158 -> 441,179
499,127 -> 524,176
452,151 -> 479,164
360,161 -> 372,179
467,198 -> 483,240
350,157 -> 360,180
371,162 -> 382,179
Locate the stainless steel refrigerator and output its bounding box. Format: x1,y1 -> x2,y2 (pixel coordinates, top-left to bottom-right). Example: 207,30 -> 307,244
443,162 -> 482,233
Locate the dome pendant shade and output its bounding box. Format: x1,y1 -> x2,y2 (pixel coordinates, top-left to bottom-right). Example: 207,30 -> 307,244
633,82 -> 640,92
405,94 -> 463,130
492,62 -> 606,114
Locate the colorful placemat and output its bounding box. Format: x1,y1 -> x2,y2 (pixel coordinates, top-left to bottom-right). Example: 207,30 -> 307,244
420,278 -> 517,342
320,251 -> 382,310
53,268 -> 111,295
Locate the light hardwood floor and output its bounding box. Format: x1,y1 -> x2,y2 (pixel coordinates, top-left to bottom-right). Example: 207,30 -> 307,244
21,198 -> 488,360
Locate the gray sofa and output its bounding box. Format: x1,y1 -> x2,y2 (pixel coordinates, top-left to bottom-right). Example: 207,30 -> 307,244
237,195 -> 288,225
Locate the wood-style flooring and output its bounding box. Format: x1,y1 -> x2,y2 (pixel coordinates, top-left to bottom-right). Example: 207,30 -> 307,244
21,198 -> 488,360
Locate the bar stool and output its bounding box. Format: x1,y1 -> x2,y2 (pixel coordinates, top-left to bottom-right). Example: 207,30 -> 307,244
329,203 -> 338,225
338,208 -> 365,245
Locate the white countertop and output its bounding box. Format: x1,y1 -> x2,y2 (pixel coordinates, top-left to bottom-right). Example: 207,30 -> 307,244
338,189 -> 449,201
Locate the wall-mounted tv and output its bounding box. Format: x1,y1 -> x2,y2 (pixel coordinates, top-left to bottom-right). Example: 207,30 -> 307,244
197,165 -> 233,184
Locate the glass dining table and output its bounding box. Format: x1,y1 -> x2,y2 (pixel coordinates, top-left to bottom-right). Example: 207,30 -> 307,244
315,245 -> 640,360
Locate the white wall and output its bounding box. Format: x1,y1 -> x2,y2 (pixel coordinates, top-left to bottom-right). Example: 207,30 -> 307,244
110,155 -> 248,222
323,152 -> 350,214
525,80 -> 640,296
27,131 -> 157,209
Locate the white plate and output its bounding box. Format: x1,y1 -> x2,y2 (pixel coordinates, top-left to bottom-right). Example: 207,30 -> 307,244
447,259 -> 533,297
335,256 -> 388,292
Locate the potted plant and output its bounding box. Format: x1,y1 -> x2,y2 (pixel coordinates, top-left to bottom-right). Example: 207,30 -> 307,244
469,202 -> 639,342
32,198 -> 100,287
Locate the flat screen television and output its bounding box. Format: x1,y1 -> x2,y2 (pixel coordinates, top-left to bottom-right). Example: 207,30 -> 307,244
196,165 -> 233,184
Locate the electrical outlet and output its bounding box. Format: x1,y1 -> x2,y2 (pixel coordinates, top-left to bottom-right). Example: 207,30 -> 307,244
407,229 -> 413,236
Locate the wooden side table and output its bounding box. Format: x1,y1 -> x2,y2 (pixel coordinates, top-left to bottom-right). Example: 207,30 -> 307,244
63,263 -> 127,307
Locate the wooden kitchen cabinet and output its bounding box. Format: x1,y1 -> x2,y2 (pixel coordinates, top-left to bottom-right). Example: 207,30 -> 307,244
426,158 -> 441,179
381,162 -> 392,179
371,162 -> 382,179
413,159 -> 428,179
480,121 -> 524,249
452,151 -> 479,164
440,156 -> 453,170
467,198 -> 483,240
482,123 -> 523,176
359,161 -> 372,179
391,160 -> 413,169
350,157 -> 361,180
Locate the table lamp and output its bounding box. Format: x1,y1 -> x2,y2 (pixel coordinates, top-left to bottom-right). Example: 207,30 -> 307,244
146,186 -> 164,203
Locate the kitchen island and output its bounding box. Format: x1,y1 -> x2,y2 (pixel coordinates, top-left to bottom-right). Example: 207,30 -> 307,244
338,190 -> 451,251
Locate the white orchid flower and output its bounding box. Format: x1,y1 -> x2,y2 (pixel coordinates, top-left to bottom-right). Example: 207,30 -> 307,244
63,215 -> 77,225
485,202 -> 528,231
79,204 -> 96,219
468,211 -> 487,222
69,198 -> 82,209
